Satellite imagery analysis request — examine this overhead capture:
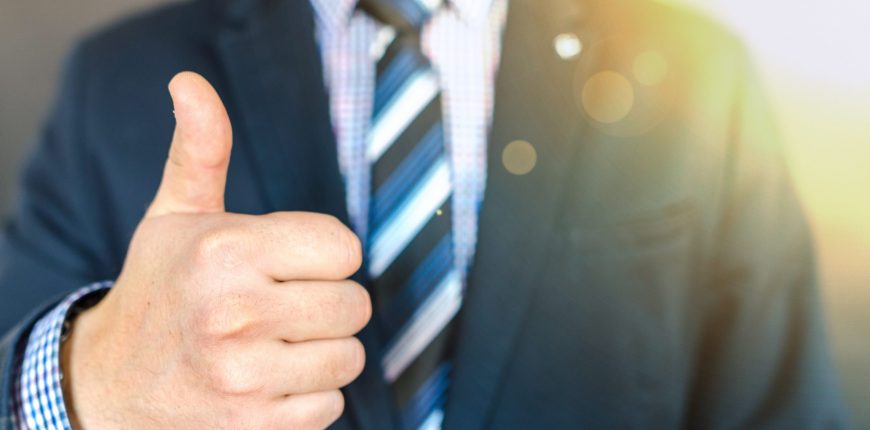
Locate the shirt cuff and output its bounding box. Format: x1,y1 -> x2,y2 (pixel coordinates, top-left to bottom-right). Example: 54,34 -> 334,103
13,282 -> 112,430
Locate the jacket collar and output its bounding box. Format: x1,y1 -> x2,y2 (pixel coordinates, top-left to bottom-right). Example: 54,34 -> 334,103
308,0 -> 497,30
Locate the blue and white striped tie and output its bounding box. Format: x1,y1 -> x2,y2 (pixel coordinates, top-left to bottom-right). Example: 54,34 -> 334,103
360,1 -> 459,429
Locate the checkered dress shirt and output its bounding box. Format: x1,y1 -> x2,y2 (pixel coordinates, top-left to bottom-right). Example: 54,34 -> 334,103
12,1 -> 506,428
14,282 -> 111,430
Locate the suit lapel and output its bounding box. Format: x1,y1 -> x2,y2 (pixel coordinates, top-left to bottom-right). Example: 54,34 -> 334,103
444,0 -> 600,428
213,2 -> 396,429
214,0 -> 346,216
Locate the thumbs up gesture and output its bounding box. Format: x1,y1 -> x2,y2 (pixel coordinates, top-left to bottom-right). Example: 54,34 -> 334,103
63,72 -> 370,430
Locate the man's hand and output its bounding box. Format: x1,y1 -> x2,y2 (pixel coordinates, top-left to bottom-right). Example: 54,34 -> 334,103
62,72 -> 371,429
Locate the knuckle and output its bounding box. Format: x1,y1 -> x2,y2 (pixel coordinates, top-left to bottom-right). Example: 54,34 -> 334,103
204,355 -> 262,396
191,294 -> 256,341
189,225 -> 245,270
269,211 -> 362,277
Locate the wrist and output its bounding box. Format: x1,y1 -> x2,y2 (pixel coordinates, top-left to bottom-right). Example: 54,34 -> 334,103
61,328 -> 83,429
60,289 -> 114,430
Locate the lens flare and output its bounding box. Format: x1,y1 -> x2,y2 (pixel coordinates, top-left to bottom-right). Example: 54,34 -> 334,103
581,71 -> 635,124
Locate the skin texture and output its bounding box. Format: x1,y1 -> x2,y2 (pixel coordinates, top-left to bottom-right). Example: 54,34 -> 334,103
61,72 -> 372,430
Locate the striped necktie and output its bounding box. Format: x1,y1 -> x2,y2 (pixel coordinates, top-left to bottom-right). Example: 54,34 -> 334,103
360,1 -> 460,429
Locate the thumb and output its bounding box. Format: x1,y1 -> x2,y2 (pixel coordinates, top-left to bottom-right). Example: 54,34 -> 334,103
146,71 -> 233,218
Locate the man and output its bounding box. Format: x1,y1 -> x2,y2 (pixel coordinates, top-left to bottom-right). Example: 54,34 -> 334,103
0,0 -> 849,428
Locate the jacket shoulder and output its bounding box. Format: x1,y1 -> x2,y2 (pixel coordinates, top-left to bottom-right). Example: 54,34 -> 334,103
584,0 -> 755,119
594,0 -> 749,64
78,0 -> 219,62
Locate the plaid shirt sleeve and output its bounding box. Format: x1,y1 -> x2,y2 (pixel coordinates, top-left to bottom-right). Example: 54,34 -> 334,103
12,282 -> 112,430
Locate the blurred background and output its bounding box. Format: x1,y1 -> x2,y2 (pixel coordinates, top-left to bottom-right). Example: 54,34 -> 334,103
1,0 -> 867,426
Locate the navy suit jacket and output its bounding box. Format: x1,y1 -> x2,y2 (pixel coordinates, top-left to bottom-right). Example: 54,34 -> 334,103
0,0 -> 849,428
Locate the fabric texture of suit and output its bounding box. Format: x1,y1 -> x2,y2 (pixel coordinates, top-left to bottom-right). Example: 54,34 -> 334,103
0,0 -> 849,428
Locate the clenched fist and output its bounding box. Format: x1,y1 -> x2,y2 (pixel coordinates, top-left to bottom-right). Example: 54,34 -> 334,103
62,72 -> 371,429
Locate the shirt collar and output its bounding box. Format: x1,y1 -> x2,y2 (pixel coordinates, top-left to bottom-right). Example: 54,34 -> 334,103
451,0 -> 496,25
310,0 -> 496,31
309,0 -> 357,31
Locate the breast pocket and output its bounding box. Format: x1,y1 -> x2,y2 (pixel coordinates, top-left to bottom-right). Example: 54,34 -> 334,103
542,199 -> 701,426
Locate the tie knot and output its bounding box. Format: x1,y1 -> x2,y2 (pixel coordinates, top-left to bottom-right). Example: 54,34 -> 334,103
358,0 -> 441,33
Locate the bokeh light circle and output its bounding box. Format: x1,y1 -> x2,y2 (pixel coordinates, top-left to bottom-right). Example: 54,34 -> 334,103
502,140 -> 537,175
581,71 -> 635,124
553,33 -> 583,60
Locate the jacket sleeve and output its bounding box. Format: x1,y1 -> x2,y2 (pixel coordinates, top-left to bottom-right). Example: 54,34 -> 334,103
688,47 -> 850,428
0,40 -> 120,336
0,320 -> 26,430
0,300 -> 64,430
